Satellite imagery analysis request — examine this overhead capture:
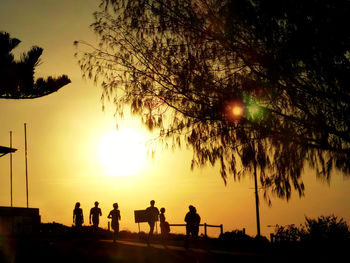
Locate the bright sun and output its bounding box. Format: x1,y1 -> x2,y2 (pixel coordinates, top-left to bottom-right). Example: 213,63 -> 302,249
97,127 -> 148,176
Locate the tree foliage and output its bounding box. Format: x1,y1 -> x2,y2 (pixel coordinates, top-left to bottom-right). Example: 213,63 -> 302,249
274,215 -> 350,243
0,31 -> 71,99
75,0 -> 350,201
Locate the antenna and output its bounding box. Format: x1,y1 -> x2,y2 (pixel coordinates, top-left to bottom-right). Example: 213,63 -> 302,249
24,123 -> 29,208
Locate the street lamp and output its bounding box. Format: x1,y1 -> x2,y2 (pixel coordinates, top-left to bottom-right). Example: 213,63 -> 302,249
252,143 -> 261,237
246,101 -> 263,237
229,99 -> 263,237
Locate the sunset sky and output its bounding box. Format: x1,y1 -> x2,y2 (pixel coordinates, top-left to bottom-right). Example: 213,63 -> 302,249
0,0 -> 349,238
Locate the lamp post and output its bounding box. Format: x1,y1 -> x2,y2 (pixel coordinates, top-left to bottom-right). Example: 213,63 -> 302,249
253,142 -> 261,237
231,100 -> 262,237
24,123 -> 29,208
10,131 -> 13,207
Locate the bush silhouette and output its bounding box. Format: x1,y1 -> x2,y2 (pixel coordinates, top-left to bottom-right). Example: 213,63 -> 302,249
274,215 -> 350,244
304,215 -> 350,243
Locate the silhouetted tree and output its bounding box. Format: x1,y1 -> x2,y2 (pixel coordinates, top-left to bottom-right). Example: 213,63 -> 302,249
75,0 -> 350,201
0,31 -> 70,99
304,215 -> 350,243
274,215 -> 350,244
274,224 -> 305,242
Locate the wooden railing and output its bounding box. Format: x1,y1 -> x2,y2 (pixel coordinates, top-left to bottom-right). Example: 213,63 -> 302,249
270,233 -> 298,243
169,223 -> 223,237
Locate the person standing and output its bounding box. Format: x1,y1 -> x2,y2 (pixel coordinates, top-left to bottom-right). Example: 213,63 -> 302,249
159,207 -> 170,245
184,205 -> 201,248
108,203 -> 121,243
90,201 -> 102,228
146,200 -> 159,244
73,202 -> 84,228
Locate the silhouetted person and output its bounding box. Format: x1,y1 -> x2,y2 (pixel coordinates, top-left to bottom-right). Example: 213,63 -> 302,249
184,205 -> 201,248
146,200 -> 159,244
108,203 -> 121,243
73,202 -> 84,228
89,201 -> 102,228
159,207 -> 170,245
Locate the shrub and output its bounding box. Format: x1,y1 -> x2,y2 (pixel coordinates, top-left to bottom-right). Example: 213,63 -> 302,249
304,215 -> 350,242
273,224 -> 305,242
273,215 -> 350,244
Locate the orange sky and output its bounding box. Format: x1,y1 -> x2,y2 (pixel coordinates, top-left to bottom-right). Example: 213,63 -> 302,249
0,0 -> 349,238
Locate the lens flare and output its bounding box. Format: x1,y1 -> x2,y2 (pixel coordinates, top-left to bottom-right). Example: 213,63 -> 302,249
232,105 -> 244,117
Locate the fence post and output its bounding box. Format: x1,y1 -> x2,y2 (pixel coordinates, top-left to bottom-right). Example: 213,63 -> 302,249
243,228 -> 246,235
204,223 -> 207,237
220,224 -> 223,235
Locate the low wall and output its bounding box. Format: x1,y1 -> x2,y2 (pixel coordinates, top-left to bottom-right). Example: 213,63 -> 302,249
0,206 -> 41,236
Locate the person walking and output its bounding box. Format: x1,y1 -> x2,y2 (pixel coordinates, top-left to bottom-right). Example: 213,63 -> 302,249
89,201 -> 102,228
108,203 -> 121,243
73,202 -> 84,228
146,200 -> 159,244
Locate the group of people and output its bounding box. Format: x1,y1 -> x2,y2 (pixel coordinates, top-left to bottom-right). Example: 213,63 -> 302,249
73,201 -> 120,242
73,200 -> 201,244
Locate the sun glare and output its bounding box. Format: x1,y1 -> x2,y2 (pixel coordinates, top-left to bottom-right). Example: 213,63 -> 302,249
97,127 -> 148,176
